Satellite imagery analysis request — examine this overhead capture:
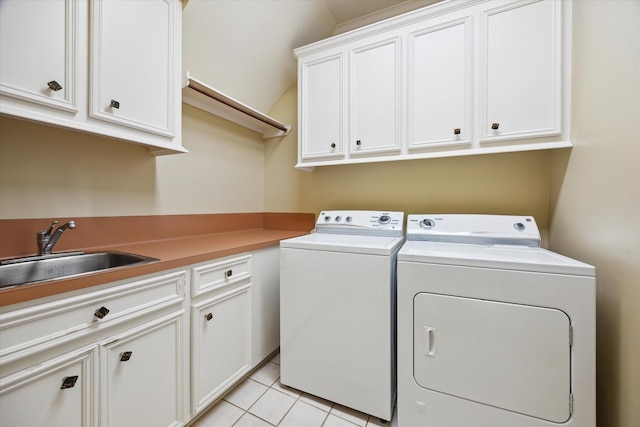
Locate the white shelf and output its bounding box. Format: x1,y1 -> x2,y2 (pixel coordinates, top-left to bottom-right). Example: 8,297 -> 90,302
182,72 -> 291,139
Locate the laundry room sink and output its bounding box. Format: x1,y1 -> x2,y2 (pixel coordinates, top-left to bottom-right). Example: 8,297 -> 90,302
0,251 -> 159,288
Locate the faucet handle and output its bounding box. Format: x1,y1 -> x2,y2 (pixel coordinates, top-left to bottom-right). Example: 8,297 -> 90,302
44,220 -> 59,236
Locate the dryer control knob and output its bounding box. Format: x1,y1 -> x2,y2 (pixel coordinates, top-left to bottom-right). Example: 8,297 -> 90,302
324,215 -> 331,222
420,219 -> 435,229
345,216 -> 353,223
514,222 -> 526,231
335,216 -> 342,222
379,215 -> 391,225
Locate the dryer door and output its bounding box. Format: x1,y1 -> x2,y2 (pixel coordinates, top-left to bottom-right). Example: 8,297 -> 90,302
414,293 -> 571,423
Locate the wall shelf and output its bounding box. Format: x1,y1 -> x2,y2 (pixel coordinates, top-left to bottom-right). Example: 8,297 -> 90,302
182,72 -> 291,139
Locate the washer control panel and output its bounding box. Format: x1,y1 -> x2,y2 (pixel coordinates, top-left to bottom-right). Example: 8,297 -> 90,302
316,210 -> 404,236
406,214 -> 541,246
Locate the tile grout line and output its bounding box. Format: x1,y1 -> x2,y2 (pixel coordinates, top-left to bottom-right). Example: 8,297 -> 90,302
221,355 -> 380,427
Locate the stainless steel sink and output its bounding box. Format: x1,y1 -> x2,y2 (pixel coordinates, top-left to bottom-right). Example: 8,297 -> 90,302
0,251 -> 159,288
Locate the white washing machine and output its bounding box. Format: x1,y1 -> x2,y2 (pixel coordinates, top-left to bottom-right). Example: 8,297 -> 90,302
397,214 -> 595,427
280,210 -> 405,421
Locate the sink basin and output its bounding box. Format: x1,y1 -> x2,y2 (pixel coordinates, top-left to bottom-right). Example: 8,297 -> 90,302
0,251 -> 159,288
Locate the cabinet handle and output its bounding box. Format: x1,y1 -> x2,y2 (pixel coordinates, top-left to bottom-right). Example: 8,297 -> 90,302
205,312 -> 213,322
47,80 -> 62,91
110,99 -> 120,109
491,123 -> 500,130
454,128 -> 461,135
60,375 -> 78,389
330,143 -> 336,149
225,269 -> 233,278
94,306 -> 110,319
356,140 -> 361,146
119,351 -> 133,362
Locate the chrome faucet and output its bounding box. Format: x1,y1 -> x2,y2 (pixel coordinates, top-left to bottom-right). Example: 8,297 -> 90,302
37,220 -> 76,255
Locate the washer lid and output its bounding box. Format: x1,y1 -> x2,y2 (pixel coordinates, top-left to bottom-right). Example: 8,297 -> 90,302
406,214 -> 540,246
280,232 -> 404,256
399,241 -> 595,277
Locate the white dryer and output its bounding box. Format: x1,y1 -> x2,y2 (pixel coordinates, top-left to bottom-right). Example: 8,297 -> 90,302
280,210 -> 404,421
397,214 -> 595,427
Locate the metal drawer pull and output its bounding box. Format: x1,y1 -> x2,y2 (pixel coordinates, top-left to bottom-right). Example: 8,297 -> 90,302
205,312 -> 213,322
225,269 -> 233,278
491,123 -> 500,130
94,306 -> 110,319
47,80 -> 62,91
330,143 -> 336,149
60,375 -> 78,389
120,351 -> 133,362
454,128 -> 461,135
110,99 -> 120,109
356,140 -> 361,146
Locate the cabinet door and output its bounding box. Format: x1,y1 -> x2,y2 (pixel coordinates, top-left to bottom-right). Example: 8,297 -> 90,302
90,0 -> 176,137
100,312 -> 185,427
350,36 -> 402,155
407,15 -> 472,149
0,0 -> 78,113
191,284 -> 252,414
0,346 -> 97,427
480,0 -> 561,142
299,54 -> 345,160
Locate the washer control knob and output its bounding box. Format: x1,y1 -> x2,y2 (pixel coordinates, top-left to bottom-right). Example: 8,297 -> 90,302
379,215 -> 391,225
514,222 -> 526,231
345,216 -> 353,223
324,215 -> 331,222
335,216 -> 342,222
419,219 -> 435,229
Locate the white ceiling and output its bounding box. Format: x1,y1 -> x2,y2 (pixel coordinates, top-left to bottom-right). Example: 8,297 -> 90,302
182,0 -> 440,114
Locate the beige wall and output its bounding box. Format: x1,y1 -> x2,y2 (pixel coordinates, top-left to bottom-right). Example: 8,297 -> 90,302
549,2 -> 640,426
0,104 -> 265,219
266,84 -> 552,243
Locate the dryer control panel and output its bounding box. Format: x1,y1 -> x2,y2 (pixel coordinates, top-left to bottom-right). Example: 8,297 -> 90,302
316,210 -> 404,237
406,214 -> 540,246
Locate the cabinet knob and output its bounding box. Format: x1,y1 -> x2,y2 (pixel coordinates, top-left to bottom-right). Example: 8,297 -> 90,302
454,128 -> 461,135
225,269 -> 233,278
491,123 -> 500,130
119,351 -> 133,362
94,306 -> 110,319
330,143 -> 336,149
110,99 -> 120,109
60,375 -> 78,389
356,140 -> 361,146
205,312 -> 213,322
47,80 -> 62,91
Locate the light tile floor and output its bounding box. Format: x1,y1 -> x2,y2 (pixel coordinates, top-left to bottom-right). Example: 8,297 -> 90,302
192,352 -> 398,427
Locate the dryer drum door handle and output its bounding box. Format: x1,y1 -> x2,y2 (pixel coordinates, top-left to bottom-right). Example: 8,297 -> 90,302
423,326 -> 437,358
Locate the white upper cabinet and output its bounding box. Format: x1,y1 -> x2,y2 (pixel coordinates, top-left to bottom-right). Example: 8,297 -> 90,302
350,35 -> 402,156
295,0 -> 571,171
300,54 -> 345,160
0,0 -> 78,114
480,0 -> 561,142
0,0 -> 183,155
90,0 -> 175,138
407,12 -> 472,150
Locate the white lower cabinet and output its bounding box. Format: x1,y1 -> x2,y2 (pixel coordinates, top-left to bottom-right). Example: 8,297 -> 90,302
0,248 -> 282,425
0,270 -> 188,427
100,311 -> 185,427
191,283 -> 252,414
0,345 -> 98,427
251,247 -> 281,364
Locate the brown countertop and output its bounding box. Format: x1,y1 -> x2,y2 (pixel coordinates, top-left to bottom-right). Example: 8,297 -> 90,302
0,213 -> 315,307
